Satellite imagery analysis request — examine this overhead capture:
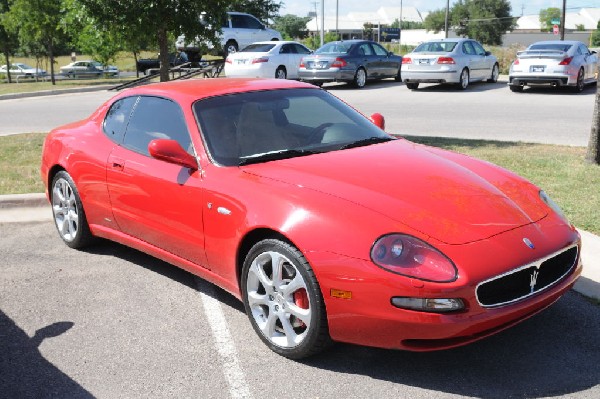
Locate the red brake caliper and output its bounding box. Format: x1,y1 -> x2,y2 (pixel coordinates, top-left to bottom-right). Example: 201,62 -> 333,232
293,289 -> 309,328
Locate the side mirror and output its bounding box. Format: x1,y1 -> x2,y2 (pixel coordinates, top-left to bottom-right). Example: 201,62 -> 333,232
485,51 -> 492,56
369,113 -> 385,130
388,51 -> 394,57
148,139 -> 198,170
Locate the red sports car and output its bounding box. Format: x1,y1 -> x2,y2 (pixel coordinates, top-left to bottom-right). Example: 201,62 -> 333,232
41,78 -> 582,359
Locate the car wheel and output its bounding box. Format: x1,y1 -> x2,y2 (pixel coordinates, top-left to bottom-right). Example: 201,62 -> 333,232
224,40 -> 238,57
51,171 -> 94,249
406,82 -> 419,90
394,67 -> 402,82
353,67 -> 367,88
275,67 -> 287,79
488,63 -> 499,83
572,68 -> 585,93
458,68 -> 469,90
241,239 -> 331,359
509,85 -> 524,93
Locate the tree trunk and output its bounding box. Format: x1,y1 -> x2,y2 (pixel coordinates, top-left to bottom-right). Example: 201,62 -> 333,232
586,63 -> 600,165
48,38 -> 56,85
133,51 -> 139,78
158,28 -> 170,82
3,49 -> 11,84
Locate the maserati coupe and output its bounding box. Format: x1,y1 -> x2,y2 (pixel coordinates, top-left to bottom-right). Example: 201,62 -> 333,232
41,78 -> 581,359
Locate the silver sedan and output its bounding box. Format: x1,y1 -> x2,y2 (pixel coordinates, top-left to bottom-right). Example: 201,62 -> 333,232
401,38 -> 499,90
508,40 -> 598,93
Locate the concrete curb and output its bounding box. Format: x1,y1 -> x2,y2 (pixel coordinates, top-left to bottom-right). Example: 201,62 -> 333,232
0,192 -> 598,301
0,84 -> 115,101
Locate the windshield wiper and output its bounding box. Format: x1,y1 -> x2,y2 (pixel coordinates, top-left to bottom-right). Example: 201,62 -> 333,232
338,136 -> 395,150
239,149 -> 321,166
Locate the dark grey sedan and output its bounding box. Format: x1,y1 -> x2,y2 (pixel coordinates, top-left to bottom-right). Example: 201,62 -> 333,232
298,40 -> 402,88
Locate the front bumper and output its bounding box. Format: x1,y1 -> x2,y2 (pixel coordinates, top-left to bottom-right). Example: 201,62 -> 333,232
309,222 -> 581,351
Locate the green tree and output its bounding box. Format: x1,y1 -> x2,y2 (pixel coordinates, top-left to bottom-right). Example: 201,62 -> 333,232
590,21 -> 600,46
452,0 -> 515,45
273,14 -> 310,40
80,0 -> 228,82
423,9 -> 447,33
539,7 -> 561,32
0,0 -> 19,83
392,19 -> 424,30
4,0 -> 69,85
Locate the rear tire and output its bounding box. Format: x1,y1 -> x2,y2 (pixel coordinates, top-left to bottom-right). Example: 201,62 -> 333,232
275,67 -> 287,79
224,40 -> 238,57
487,63 -> 499,83
353,67 -> 367,88
458,68 -> 469,90
571,68 -> 585,93
509,85 -> 523,92
406,82 -> 419,90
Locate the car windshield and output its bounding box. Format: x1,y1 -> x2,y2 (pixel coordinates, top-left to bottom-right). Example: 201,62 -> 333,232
528,43 -> 572,52
194,88 -> 393,166
241,43 -> 276,53
414,42 -> 457,52
315,42 -> 351,55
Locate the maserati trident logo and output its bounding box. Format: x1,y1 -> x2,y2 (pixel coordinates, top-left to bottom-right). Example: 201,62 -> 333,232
523,237 -> 535,249
530,270 -> 539,293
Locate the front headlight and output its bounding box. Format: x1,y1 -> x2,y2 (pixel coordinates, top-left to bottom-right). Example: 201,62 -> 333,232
370,234 -> 457,282
539,190 -> 570,224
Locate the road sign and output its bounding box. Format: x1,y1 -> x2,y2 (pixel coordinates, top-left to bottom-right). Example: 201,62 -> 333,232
551,18 -> 560,25
553,24 -> 559,35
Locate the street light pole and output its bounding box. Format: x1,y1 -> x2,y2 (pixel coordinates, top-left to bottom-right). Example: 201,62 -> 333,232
398,0 -> 402,50
560,0 -> 566,41
321,0 -> 325,46
444,0 -> 449,38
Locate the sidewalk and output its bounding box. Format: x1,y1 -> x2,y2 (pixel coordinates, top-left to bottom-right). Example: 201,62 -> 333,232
1,192 -> 598,301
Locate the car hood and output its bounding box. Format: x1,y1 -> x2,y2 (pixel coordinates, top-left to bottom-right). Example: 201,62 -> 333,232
241,140 -> 547,245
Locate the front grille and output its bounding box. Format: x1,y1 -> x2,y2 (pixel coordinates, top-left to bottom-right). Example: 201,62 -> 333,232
476,245 -> 578,308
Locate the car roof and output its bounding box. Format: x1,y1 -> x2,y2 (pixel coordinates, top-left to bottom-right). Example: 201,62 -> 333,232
116,78 -> 318,104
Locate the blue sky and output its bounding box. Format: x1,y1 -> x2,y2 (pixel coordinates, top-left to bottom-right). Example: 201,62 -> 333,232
280,0 -> 598,18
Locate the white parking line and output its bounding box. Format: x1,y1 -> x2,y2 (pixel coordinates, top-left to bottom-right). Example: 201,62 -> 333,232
196,278 -> 254,399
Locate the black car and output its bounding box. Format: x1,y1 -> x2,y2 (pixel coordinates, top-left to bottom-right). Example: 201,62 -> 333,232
298,40 -> 402,88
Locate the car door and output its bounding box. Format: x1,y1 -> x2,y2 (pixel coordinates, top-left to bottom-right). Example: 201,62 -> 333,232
106,95 -> 209,268
462,41 -> 485,80
579,44 -> 597,81
472,41 -> 494,80
356,42 -> 378,77
276,44 -> 293,77
372,42 -> 398,77
289,43 -> 312,78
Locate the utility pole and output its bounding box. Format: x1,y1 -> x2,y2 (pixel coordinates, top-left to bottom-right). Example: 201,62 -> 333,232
560,0 -> 566,40
444,0 -> 450,38
320,0 -> 325,46
336,0 -> 339,40
399,0 -> 403,49
311,2 -> 319,39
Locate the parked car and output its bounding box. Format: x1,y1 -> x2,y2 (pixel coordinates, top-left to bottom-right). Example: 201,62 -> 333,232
298,40 -> 402,88
41,78 -> 581,359
508,40 -> 598,93
176,11 -> 283,57
60,60 -> 119,77
136,51 -> 208,75
225,41 -> 312,79
0,63 -> 47,78
401,38 -> 499,90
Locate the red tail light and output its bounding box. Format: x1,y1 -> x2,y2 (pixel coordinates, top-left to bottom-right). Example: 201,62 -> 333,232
225,57 -> 232,64
299,58 -> 305,68
402,57 -> 412,64
513,59 -> 520,65
437,57 -> 455,64
331,57 -> 347,68
252,57 -> 269,64
559,57 -> 573,65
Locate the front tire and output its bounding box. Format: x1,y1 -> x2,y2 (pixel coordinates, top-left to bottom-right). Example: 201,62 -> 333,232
51,171 -> 94,249
224,40 -> 238,57
353,67 -> 367,88
458,68 -> 469,90
488,63 -> 499,83
241,239 -> 331,359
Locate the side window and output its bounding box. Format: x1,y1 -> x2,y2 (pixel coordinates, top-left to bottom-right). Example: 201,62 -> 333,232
358,43 -> 374,56
372,43 -> 389,56
280,44 -> 292,54
294,44 -> 311,54
244,15 -> 263,30
462,42 -> 475,55
230,15 -> 246,29
103,96 -> 138,144
122,96 -> 192,157
472,42 -> 486,56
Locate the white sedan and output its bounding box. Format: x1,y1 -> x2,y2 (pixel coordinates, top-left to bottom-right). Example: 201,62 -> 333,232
0,63 -> 47,78
225,41 -> 312,79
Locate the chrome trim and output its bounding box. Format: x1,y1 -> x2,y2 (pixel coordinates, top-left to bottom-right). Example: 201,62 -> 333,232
476,243 -> 579,308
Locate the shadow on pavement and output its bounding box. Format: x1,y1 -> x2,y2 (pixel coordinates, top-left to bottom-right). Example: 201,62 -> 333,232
0,311 -> 94,398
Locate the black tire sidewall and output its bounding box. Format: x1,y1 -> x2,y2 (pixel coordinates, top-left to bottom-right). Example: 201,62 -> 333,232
51,171 -> 93,249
